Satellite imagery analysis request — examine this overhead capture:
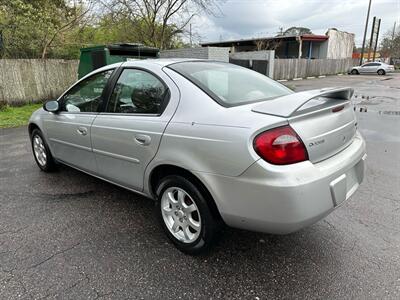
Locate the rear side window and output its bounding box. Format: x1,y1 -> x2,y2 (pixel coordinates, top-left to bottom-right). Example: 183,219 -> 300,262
363,63 -> 379,67
107,69 -> 168,114
168,61 -> 292,107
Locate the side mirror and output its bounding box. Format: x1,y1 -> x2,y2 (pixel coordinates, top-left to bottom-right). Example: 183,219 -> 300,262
43,100 -> 59,113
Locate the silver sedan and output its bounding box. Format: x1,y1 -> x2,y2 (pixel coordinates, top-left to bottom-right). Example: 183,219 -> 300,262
29,59 -> 366,254
350,62 -> 395,75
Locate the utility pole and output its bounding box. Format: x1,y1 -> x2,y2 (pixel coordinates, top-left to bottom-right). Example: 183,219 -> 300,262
189,23 -> 192,47
392,22 -> 397,40
372,18 -> 381,61
0,30 -> 3,57
360,0 -> 372,65
367,16 -> 376,61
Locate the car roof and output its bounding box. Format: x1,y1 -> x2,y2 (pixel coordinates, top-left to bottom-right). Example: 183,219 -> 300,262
83,59 -> 225,81
122,58 -> 215,68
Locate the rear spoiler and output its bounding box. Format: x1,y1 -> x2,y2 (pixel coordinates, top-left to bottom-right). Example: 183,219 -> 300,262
252,87 -> 354,118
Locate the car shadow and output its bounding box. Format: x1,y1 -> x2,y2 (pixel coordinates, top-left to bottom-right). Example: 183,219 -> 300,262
52,164 -> 343,277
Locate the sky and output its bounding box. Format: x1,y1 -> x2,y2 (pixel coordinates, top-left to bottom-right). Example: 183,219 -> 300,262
192,0 -> 400,47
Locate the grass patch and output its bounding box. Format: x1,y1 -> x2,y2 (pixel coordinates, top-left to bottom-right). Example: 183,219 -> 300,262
0,103 -> 42,128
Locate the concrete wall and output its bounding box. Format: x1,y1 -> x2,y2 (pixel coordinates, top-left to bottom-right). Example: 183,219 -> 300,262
160,47 -> 229,62
321,29 -> 355,59
0,59 -> 78,106
274,58 -> 353,80
229,50 -> 275,78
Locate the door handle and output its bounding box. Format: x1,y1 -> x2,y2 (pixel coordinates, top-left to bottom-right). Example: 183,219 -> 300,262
77,126 -> 88,136
134,134 -> 151,146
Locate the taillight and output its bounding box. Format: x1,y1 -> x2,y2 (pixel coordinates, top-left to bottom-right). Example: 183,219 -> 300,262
253,125 -> 308,165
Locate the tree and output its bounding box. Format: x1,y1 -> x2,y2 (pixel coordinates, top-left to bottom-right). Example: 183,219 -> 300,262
0,0 -> 223,59
0,0 -> 93,58
254,39 -> 281,51
380,25 -> 400,59
39,1 -> 93,58
100,0 -> 222,49
279,27 -> 313,37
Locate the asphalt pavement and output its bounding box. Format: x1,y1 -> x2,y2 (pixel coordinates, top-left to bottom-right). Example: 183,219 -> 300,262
1,73 -> 399,299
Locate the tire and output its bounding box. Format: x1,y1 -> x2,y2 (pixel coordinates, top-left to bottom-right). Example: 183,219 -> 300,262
30,129 -> 56,172
377,69 -> 385,75
351,69 -> 359,75
156,175 -> 220,255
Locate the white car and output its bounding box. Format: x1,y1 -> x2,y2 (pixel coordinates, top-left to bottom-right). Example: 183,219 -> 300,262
350,62 -> 395,75
29,59 -> 366,254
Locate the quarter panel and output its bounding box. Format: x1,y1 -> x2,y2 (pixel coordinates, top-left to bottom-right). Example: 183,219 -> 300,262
159,121 -> 254,176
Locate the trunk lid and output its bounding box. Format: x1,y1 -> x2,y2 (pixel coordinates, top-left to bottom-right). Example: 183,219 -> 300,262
252,87 -> 357,163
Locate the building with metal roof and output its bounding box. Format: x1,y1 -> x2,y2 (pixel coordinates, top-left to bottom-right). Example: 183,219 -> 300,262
201,29 -> 354,59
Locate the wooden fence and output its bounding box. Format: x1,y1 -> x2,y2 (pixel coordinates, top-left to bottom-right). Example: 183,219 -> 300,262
273,58 -> 354,80
0,59 -> 78,106
0,58 -> 359,106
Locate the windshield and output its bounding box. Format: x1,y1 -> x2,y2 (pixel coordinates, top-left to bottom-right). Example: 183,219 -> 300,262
168,61 -> 292,107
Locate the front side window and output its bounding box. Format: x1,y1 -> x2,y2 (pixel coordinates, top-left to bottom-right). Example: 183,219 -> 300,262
107,69 -> 168,114
61,69 -> 113,113
168,61 -> 292,107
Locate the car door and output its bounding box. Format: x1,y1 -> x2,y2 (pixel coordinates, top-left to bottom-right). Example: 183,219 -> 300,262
43,69 -> 114,172
368,63 -> 380,73
90,67 -> 177,190
359,63 -> 375,73
372,63 -> 382,73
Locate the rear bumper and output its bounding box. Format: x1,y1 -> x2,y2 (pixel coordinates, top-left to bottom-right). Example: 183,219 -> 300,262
196,132 -> 366,234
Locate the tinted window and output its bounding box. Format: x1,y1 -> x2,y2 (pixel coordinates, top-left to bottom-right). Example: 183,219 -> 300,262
62,70 -> 113,112
362,63 -> 379,67
168,61 -> 292,107
107,69 -> 167,114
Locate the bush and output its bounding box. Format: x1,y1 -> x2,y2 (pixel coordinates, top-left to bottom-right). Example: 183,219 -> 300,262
0,100 -> 8,111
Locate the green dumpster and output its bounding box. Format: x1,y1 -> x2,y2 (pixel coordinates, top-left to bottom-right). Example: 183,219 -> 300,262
78,43 -> 159,79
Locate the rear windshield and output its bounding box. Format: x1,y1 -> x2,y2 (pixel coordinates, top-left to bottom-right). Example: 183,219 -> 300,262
168,61 -> 292,107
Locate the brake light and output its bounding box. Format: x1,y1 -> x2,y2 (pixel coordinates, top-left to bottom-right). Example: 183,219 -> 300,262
253,125 -> 308,165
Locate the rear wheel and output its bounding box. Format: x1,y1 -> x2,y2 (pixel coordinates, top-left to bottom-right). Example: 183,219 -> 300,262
377,69 -> 385,75
156,175 -> 220,255
351,69 -> 359,75
31,129 -> 56,172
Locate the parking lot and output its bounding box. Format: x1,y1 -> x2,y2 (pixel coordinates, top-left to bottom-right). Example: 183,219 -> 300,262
1,73 -> 399,299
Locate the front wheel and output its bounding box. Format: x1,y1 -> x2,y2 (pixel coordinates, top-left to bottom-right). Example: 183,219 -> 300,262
31,129 -> 56,172
156,175 -> 220,255
377,69 -> 385,75
351,69 -> 359,75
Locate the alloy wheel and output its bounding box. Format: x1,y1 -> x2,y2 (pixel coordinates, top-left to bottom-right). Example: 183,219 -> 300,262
160,187 -> 201,243
33,135 -> 47,167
